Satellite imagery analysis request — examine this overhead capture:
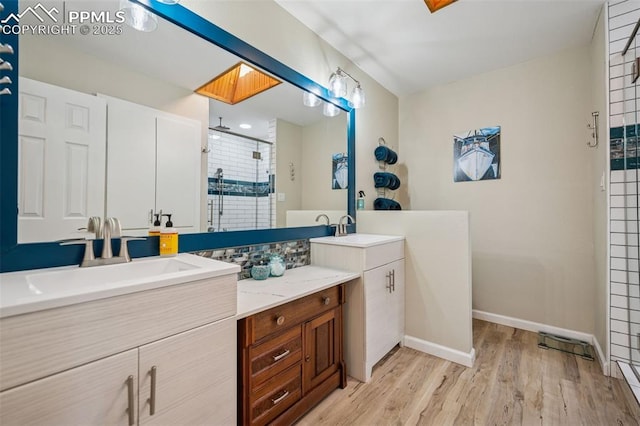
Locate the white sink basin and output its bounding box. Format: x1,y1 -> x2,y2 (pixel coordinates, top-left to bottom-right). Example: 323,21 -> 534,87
310,233 -> 404,248
0,254 -> 239,318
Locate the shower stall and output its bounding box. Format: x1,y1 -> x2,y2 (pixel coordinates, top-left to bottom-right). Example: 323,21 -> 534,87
207,129 -> 274,232
609,5 -> 640,380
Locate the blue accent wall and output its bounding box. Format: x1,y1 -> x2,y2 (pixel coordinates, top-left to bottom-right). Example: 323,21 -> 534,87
0,0 -> 355,273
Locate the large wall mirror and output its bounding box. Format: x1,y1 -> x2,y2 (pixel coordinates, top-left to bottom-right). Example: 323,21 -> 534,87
0,0 -> 355,271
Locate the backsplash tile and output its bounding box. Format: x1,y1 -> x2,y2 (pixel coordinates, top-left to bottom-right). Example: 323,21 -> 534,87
193,239 -> 310,280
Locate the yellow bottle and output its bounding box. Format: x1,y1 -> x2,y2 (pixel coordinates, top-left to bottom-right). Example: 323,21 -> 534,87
160,214 -> 178,256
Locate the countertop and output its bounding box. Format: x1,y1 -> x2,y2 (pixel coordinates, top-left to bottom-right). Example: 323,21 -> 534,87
310,233 -> 404,248
236,265 -> 360,319
0,254 -> 239,318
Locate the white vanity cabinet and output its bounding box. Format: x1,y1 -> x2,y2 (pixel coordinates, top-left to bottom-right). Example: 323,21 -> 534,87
101,95 -> 201,234
0,265 -> 237,425
310,234 -> 405,382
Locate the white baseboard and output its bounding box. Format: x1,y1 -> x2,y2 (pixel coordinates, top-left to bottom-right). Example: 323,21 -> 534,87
404,335 -> 475,367
473,310 -> 609,375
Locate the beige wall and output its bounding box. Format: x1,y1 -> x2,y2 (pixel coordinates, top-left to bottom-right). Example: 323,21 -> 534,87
275,119 -> 303,228
182,0 -> 399,206
357,211 -> 473,358
400,46 -> 596,334
301,116 -> 348,210
590,7 -> 609,362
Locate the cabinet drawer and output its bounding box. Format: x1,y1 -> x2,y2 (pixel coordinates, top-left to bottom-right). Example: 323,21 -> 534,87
250,326 -> 302,387
251,365 -> 301,426
1,274 -> 236,391
251,286 -> 339,343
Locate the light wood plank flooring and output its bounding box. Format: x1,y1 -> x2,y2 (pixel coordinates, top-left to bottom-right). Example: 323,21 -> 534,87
298,319 -> 639,425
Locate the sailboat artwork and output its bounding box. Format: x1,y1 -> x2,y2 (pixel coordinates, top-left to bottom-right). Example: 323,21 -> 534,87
453,126 -> 501,182
332,152 -> 349,189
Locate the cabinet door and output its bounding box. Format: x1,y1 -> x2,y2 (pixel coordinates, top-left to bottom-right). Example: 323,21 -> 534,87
303,307 -> 342,393
104,96 -> 157,231
0,349 -> 138,426
156,115 -> 200,233
138,318 -> 236,426
18,77 -> 107,243
364,259 -> 405,367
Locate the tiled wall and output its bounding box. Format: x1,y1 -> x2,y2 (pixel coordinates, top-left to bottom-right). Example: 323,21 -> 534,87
194,239 -> 310,280
609,0 -> 640,365
207,131 -> 273,231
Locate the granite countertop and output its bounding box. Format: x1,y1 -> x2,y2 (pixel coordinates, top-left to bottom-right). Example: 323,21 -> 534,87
236,265 -> 360,319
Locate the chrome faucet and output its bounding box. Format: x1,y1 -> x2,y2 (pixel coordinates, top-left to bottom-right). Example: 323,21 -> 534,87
337,214 -> 355,237
315,214 -> 330,225
60,217 -> 144,267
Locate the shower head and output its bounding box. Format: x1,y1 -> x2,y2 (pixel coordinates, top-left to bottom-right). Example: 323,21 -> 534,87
216,168 -> 223,177
214,117 -> 230,130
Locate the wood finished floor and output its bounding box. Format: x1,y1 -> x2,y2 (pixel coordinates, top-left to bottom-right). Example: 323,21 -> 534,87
297,319 -> 639,425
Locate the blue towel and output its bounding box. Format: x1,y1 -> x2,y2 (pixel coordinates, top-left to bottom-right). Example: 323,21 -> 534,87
374,172 -> 401,190
374,198 -> 402,210
374,146 -> 398,164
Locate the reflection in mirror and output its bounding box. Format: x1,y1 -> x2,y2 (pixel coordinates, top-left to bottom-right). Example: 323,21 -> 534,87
16,0 -> 347,243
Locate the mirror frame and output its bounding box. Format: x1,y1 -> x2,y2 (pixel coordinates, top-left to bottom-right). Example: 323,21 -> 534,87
0,0 -> 355,272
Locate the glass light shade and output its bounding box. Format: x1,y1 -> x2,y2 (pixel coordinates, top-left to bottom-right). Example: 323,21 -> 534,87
302,91 -> 321,107
156,0 -> 180,3
323,102 -> 340,117
349,85 -> 366,109
328,72 -> 347,98
120,0 -> 158,32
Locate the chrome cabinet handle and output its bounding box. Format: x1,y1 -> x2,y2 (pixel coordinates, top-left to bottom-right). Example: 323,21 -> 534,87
322,296 -> 331,305
391,269 -> 396,292
276,315 -> 285,326
126,375 -> 135,426
271,390 -> 289,405
386,272 -> 392,293
272,349 -> 291,362
149,366 -> 157,416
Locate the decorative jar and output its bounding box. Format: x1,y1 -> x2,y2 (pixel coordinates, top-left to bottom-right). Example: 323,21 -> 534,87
269,254 -> 286,277
251,264 -> 270,280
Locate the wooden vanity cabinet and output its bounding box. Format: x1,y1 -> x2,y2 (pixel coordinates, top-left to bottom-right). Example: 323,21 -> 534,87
238,284 -> 346,426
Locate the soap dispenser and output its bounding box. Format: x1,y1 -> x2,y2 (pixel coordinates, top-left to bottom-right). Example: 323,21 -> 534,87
160,214 -> 178,256
149,213 -> 162,237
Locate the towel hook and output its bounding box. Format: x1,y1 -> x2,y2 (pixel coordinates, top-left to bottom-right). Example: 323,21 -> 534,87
587,111 -> 599,148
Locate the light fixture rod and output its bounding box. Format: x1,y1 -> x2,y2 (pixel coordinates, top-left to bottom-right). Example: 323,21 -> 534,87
336,67 -> 360,86
208,127 -> 273,145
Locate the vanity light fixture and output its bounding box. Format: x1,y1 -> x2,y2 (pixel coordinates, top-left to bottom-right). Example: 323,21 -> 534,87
302,91 -> 322,107
120,0 -> 158,32
323,102 -> 340,117
327,67 -> 366,109
196,61 -> 281,105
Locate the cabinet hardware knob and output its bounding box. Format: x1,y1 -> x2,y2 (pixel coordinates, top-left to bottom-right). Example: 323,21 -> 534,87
305,355 -> 311,362
272,349 -> 291,362
276,315 -> 285,326
126,375 -> 135,426
271,390 -> 290,405
322,296 -> 331,305
149,366 -> 157,416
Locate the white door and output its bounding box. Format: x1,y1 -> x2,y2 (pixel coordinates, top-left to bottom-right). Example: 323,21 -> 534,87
103,95 -> 157,231
138,319 -> 236,425
364,259 -> 405,366
0,349 -> 138,425
156,115 -> 201,233
18,78 -> 106,243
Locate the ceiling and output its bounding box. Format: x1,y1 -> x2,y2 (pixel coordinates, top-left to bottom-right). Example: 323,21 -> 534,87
274,0 -> 606,96
26,0 -> 329,139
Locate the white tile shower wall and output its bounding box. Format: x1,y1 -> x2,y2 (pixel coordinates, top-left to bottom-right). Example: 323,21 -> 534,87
268,118 -> 277,228
609,0 -> 640,366
207,130 -> 273,231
